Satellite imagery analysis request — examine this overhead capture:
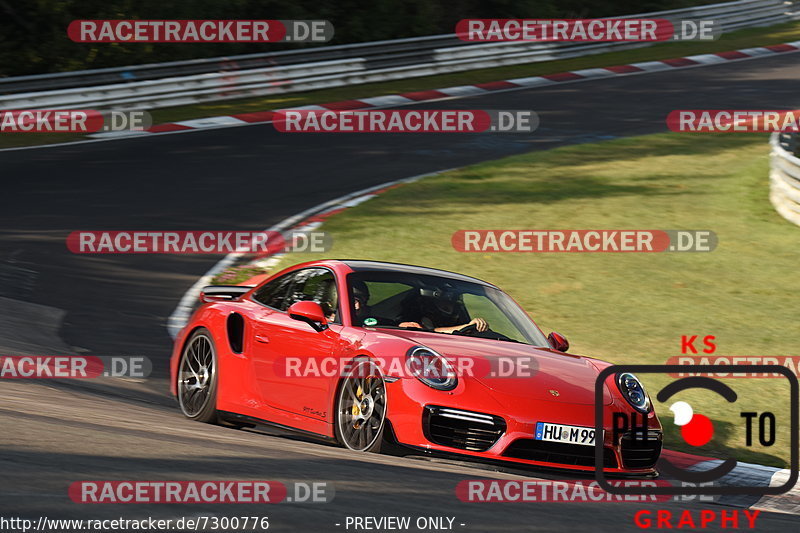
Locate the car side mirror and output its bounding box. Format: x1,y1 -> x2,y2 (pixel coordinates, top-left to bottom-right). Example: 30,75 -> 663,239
547,331 -> 569,352
288,301 -> 329,332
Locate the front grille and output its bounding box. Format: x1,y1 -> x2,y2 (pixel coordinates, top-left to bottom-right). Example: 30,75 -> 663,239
620,430 -> 662,469
502,439 -> 618,468
423,406 -> 506,452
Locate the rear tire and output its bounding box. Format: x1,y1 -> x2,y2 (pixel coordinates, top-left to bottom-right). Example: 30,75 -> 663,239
334,358 -> 387,452
177,328 -> 219,424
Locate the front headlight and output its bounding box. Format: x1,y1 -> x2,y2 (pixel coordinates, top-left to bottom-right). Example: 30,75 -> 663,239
616,372 -> 651,413
406,346 -> 457,391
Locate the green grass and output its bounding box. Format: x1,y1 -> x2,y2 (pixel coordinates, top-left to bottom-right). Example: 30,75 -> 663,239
2,21 -> 799,149
262,132 -> 797,467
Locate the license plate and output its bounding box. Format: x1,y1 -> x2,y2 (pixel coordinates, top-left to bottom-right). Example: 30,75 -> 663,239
535,422 -> 597,446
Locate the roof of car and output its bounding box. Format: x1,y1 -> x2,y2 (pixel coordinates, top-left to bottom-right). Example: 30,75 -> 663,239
339,260 -> 497,287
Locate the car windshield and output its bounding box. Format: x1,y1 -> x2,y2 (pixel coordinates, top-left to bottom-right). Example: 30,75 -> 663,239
347,270 -> 548,346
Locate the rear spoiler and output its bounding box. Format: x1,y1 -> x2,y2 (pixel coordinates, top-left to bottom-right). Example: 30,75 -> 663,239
200,285 -> 254,303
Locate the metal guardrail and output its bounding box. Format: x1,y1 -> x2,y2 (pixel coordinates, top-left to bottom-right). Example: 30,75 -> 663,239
0,0 -> 797,110
0,34 -> 463,94
770,132 -> 800,226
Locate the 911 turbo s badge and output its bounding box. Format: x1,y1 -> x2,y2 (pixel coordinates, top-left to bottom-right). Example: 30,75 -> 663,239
303,406 -> 327,418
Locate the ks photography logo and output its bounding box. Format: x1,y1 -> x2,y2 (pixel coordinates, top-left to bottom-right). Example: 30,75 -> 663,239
594,365 -> 798,496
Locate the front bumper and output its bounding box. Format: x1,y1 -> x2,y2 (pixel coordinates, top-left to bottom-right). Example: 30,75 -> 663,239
386,377 -> 662,474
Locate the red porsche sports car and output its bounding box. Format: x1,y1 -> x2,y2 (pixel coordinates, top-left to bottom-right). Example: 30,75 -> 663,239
170,259 -> 662,474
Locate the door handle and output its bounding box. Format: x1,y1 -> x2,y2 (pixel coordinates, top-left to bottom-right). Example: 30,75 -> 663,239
255,334 -> 270,343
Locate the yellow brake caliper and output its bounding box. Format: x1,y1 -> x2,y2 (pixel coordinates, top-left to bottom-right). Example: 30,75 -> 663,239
351,384 -> 363,422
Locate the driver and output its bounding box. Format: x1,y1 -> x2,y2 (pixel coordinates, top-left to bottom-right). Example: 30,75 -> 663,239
399,290 -> 488,333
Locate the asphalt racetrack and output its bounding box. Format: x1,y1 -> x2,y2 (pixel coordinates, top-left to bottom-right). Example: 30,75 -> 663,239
1,53 -> 800,531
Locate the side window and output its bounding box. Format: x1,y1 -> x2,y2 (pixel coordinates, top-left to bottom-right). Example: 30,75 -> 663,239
252,271 -> 296,311
286,268 -> 339,322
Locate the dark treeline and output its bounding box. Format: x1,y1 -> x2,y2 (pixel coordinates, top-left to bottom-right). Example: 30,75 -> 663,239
0,0 -> 716,76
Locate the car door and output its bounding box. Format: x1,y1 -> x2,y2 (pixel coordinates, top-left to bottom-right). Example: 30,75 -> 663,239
250,267 -> 340,420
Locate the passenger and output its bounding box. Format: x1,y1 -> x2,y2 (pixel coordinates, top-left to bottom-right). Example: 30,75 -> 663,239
399,292 -> 488,333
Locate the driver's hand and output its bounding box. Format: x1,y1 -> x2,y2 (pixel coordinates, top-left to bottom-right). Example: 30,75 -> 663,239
399,321 -> 423,329
469,318 -> 489,332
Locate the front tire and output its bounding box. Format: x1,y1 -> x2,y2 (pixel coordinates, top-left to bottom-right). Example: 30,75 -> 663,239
335,358 -> 387,452
177,328 -> 219,423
